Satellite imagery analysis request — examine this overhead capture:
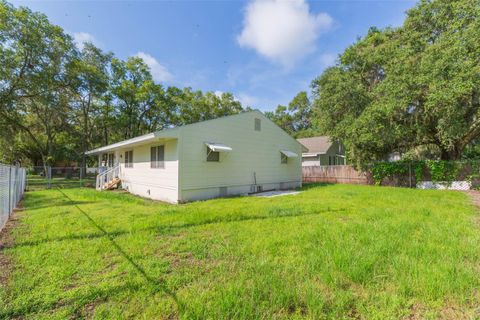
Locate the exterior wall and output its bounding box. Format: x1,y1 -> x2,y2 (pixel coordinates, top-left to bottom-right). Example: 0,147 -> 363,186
302,155 -> 320,167
178,112 -> 303,202
118,139 -> 179,203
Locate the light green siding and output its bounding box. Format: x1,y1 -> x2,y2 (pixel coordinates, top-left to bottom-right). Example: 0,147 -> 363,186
178,111 -> 303,202
97,111 -> 302,203
117,138 -> 180,203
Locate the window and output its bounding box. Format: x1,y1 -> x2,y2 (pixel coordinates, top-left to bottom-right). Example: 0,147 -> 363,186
254,118 -> 261,131
281,153 -> 288,164
328,156 -> 336,166
151,145 -> 165,168
207,147 -> 220,162
125,150 -> 133,168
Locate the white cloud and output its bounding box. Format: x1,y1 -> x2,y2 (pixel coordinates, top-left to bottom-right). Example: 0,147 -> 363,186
135,52 -> 173,83
318,53 -> 337,67
237,0 -> 333,67
214,90 -> 224,97
236,93 -> 259,107
72,32 -> 101,50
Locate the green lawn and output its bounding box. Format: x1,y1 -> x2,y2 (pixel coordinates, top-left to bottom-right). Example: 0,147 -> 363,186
1,184 -> 479,319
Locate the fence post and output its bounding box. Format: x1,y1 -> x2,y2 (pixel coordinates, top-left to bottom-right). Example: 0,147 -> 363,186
47,166 -> 52,189
8,166 -> 12,217
409,162 -> 412,188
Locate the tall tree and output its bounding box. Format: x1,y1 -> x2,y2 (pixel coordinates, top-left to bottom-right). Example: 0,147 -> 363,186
111,57 -> 170,139
0,1 -> 246,166
68,43 -> 113,170
312,0 -> 480,166
266,92 -> 315,137
167,88 -> 243,126
0,0 -> 76,164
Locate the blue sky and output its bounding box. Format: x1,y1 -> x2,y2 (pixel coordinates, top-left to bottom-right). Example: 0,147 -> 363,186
12,0 -> 415,111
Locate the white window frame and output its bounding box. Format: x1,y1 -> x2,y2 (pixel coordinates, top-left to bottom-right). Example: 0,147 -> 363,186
125,150 -> 134,168
151,145 -> 165,169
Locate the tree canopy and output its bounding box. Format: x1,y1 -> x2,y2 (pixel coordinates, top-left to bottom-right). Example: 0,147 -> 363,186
312,0 -> 480,166
265,91 -> 318,138
3,0 -> 478,168
0,1 -> 245,166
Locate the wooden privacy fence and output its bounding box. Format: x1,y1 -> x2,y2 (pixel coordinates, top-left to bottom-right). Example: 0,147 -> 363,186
302,165 -> 368,184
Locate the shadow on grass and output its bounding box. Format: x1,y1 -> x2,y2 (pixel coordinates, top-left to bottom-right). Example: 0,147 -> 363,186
0,281 -> 161,319
3,230 -> 127,249
3,189 -> 346,317
301,182 -> 335,190
54,188 -> 186,315
7,207 -> 346,249
21,192 -> 95,211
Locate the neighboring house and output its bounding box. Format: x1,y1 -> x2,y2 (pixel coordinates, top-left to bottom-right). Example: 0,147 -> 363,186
85,111 -> 303,203
297,136 -> 346,166
387,152 -> 402,162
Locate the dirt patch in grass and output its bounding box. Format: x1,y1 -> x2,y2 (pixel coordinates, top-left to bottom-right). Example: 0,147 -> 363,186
0,208 -> 21,287
405,303 -> 426,320
465,191 -> 480,227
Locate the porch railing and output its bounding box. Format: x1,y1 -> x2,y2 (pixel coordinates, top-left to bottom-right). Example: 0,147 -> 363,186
96,164 -> 121,191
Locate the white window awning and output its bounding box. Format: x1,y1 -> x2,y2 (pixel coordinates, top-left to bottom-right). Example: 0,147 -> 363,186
280,150 -> 298,158
205,142 -> 233,152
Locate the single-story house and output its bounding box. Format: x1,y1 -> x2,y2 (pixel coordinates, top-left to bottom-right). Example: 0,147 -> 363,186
297,136 -> 346,166
85,111 -> 304,203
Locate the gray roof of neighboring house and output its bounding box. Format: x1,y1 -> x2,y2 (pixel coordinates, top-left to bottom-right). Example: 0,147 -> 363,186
297,136 -> 333,155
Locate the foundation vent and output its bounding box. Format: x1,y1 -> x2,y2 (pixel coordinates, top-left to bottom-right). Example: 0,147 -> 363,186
219,187 -> 228,197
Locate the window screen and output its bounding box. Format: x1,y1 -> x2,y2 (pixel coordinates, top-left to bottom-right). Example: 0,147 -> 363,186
151,145 -> 165,168
125,150 -> 133,168
254,118 -> 261,131
207,147 -> 220,162
328,156 -> 336,166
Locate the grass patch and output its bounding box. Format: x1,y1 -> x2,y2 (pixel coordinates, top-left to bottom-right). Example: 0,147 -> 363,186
1,184 -> 479,319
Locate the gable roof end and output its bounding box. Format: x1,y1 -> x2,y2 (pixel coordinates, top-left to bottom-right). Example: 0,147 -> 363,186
297,136 -> 333,155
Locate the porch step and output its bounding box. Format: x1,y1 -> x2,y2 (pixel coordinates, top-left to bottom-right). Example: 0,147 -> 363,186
104,178 -> 121,190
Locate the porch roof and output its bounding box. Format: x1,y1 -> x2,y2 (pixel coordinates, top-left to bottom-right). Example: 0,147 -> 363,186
85,130 -> 179,155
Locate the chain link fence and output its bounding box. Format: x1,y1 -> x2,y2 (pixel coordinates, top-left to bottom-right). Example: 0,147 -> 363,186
369,160 -> 480,190
0,164 -> 26,231
302,161 -> 480,191
26,166 -> 97,191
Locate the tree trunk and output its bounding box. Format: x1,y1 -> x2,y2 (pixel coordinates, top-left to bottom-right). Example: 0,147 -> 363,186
440,147 -> 461,161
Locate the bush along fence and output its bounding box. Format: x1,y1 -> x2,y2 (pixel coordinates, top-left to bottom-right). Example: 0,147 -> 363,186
370,160 -> 480,190
302,161 -> 480,190
0,164 -> 26,231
